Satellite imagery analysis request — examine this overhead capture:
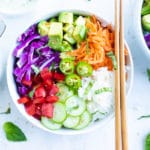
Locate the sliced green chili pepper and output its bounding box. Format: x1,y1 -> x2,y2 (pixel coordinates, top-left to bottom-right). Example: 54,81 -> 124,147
106,51 -> 117,70
65,74 -> 81,89
59,58 -> 75,75
76,61 -> 93,77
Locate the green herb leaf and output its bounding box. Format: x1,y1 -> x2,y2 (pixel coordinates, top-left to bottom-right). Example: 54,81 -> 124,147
145,133 -> 150,150
138,115 -> 150,120
147,68 -> 150,81
106,51 -> 117,70
95,87 -> 112,94
0,107 -> 11,114
3,122 -> 27,142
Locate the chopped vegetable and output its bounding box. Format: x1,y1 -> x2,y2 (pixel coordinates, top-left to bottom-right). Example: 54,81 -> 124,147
59,58 -> 75,75
106,51 -> 117,70
142,14 -> 150,31
3,122 -> 27,142
141,1 -> 150,16
95,87 -> 112,94
65,74 -> 81,89
76,61 -> 93,77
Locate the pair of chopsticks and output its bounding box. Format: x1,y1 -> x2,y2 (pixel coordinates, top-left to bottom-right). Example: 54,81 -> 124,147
114,0 -> 128,150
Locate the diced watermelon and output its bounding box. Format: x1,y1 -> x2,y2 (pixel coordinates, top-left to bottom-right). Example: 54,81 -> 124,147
41,103 -> 54,118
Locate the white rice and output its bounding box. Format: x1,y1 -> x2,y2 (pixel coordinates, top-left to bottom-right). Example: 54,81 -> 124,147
78,67 -> 114,117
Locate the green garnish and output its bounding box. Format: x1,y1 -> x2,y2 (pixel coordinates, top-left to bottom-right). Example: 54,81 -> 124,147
145,133 -> 150,150
138,115 -> 150,120
3,122 -> 27,142
106,51 -> 117,70
147,68 -> 150,81
84,81 -> 94,95
95,87 -> 112,94
0,107 -> 11,114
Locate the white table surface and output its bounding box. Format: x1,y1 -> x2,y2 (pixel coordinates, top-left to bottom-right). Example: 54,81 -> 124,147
0,0 -> 150,149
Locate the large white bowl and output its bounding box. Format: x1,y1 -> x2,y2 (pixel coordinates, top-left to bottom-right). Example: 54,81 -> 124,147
137,0 -> 150,58
7,10 -> 134,135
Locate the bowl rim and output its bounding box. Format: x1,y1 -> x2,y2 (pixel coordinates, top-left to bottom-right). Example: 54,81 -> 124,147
6,9 -> 134,135
137,0 -> 150,58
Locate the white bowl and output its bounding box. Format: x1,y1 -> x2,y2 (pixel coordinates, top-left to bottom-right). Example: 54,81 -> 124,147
0,0 -> 39,16
137,0 -> 150,58
7,10 -> 134,135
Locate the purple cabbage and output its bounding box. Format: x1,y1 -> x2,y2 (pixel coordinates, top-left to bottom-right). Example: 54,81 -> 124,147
144,33 -> 150,48
13,24 -> 60,96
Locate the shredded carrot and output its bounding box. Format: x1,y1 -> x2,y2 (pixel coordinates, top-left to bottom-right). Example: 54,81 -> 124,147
68,15 -> 128,70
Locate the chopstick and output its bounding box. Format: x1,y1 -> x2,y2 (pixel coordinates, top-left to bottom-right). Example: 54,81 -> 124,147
114,0 -> 128,149
119,0 -> 128,149
114,0 -> 121,149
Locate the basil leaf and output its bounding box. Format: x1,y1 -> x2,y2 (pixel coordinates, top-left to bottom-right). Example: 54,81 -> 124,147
3,122 -> 27,142
138,115 -> 150,120
145,134 -> 150,150
0,107 -> 11,114
147,68 -> 150,81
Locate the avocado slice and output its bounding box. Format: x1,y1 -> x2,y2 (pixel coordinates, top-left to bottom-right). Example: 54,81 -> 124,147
48,22 -> 63,50
59,41 -> 72,52
75,16 -> 86,26
142,14 -> 150,31
63,24 -> 74,34
38,20 -> 50,36
73,25 -> 86,43
64,34 -> 76,45
58,12 -> 73,24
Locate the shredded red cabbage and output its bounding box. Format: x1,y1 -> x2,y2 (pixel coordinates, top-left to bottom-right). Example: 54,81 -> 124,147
13,24 -> 60,96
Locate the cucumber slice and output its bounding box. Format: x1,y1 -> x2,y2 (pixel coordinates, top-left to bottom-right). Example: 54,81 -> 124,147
65,96 -> 86,116
41,117 -> 62,130
52,102 -> 67,123
56,83 -> 73,102
63,116 -> 80,128
73,111 -> 92,130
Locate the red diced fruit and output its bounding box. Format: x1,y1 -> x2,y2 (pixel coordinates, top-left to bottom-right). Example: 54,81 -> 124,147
53,72 -> 65,81
44,79 -> 53,89
22,78 -> 32,86
17,97 -> 29,104
25,102 -> 36,116
41,103 -> 54,118
33,97 -> 45,104
49,84 -> 59,95
34,86 -> 46,98
40,68 -> 52,80
46,95 -> 58,103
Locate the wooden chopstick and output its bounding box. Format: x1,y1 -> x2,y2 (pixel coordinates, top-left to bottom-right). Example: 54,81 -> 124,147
119,0 -> 128,149
114,0 -> 121,149
114,0 -> 128,149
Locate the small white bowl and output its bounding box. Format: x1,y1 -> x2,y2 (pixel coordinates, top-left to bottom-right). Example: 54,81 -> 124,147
0,0 -> 39,16
7,10 -> 134,135
137,0 -> 150,58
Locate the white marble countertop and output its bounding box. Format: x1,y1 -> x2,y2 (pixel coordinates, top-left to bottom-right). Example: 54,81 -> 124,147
0,0 -> 150,149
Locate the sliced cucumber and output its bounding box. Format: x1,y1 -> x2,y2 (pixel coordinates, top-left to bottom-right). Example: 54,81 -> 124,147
56,83 -> 73,102
63,116 -> 80,128
41,117 -> 62,130
52,102 -> 67,123
65,96 -> 86,116
73,111 -> 92,130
